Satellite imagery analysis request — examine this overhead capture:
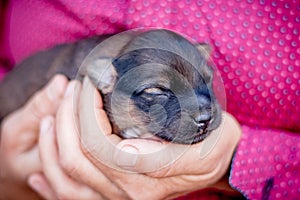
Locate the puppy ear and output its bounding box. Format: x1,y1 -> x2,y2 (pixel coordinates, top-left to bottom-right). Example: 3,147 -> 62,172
195,43 -> 211,59
86,58 -> 117,94
195,43 -> 214,81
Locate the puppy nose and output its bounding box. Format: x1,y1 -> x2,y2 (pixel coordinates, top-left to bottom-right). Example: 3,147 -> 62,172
194,113 -> 211,127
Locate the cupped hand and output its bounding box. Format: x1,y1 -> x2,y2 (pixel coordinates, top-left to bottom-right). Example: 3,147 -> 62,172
31,77 -> 242,200
30,79 -> 126,200
79,77 -> 242,199
0,75 -> 68,199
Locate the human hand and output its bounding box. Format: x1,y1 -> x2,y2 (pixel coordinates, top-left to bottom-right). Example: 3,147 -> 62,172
0,75 -> 68,200
28,79 -> 121,200
31,77 -> 242,200
78,76 -> 242,199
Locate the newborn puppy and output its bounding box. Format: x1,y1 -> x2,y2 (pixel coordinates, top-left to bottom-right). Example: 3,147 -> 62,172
0,29 -> 221,144
87,30 -> 222,144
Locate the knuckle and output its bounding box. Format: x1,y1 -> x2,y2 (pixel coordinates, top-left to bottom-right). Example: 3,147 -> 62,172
29,91 -> 47,118
60,156 -> 80,178
148,168 -> 170,178
56,188 -> 72,200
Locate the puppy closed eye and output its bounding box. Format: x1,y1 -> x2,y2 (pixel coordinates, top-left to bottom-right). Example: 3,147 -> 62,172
143,87 -> 165,95
139,87 -> 170,101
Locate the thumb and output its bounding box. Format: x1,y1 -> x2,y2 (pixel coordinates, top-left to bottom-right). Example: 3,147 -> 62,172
28,173 -> 57,200
1,74 -> 68,151
114,139 -> 188,174
23,74 -> 68,128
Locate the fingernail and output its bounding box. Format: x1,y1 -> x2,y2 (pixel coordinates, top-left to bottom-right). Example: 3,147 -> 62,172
64,81 -> 75,98
116,145 -> 139,167
41,117 -> 53,134
28,176 -> 41,192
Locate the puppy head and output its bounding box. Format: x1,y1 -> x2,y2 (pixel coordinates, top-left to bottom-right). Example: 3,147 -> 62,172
88,29 -> 221,144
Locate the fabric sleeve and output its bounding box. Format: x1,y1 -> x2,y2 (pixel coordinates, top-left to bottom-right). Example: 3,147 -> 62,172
0,1 -> 14,80
229,125 -> 300,199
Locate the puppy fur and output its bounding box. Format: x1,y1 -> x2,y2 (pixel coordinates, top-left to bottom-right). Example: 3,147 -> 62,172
0,29 -> 221,144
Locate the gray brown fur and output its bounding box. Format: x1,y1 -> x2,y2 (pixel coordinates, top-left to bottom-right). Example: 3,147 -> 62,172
0,29 -> 221,144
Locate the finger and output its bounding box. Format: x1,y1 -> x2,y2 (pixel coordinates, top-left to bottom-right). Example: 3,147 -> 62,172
91,80 -> 113,137
86,159 -> 173,200
113,138 -> 190,175
39,116 -> 104,200
16,146 -> 41,179
28,173 -> 57,200
1,74 -> 68,148
79,76 -> 113,136
113,112 -> 241,177
0,75 -> 68,178
22,74 -> 68,130
157,112 -> 241,177
56,80 -> 128,199
78,77 -> 122,167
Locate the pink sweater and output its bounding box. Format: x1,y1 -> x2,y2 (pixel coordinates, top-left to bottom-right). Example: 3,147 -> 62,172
1,0 -> 299,199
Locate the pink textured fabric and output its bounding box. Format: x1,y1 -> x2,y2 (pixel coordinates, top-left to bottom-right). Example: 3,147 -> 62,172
1,0 -> 299,199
